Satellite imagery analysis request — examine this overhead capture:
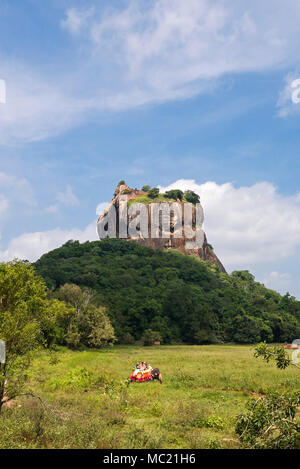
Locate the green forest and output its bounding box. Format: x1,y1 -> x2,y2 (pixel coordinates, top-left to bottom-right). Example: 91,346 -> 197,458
34,238 -> 300,346
1,240 -> 300,449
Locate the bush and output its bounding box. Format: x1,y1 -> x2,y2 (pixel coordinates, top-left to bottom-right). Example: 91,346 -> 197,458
184,190 -> 200,205
55,284 -> 116,349
164,189 -> 183,201
120,332 -> 135,344
142,329 -> 162,346
34,238 -> 300,346
148,188 -> 160,199
236,392 -> 300,449
47,367 -> 96,391
194,330 -> 218,345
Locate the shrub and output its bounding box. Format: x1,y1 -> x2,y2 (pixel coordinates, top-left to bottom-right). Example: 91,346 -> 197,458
205,415 -> 225,430
55,284 -> 116,349
120,332 -> 135,344
142,329 -> 162,346
194,329 -> 218,345
148,188 -> 160,199
236,392 -> 300,449
184,190 -> 200,204
236,343 -> 300,449
164,189 -> 183,201
47,367 -> 96,391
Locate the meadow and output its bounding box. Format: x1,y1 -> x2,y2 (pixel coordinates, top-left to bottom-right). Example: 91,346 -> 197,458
1,344 -> 300,449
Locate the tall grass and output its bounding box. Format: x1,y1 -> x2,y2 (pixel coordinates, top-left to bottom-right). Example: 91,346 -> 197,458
1,345 -> 299,449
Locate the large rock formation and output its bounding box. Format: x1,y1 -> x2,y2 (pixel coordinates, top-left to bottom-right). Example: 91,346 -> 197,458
97,183 -> 226,273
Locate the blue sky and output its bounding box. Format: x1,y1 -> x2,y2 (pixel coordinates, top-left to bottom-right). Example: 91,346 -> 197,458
1,0 -> 300,298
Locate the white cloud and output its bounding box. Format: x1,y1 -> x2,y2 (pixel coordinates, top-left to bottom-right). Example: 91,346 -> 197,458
61,7 -> 94,35
0,199 -> 107,262
0,195 -> 8,216
2,179 -> 300,297
159,179 -> 300,268
0,171 -> 36,208
57,185 -> 79,207
0,61 -> 92,145
4,178 -> 300,271
2,1 -> 300,144
44,204 -> 59,214
262,271 -> 291,295
96,201 -> 108,216
277,72 -> 300,117
60,0 -> 300,110
0,221 -> 98,262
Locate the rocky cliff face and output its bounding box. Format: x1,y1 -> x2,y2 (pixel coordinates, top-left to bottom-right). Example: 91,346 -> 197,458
98,183 -> 226,273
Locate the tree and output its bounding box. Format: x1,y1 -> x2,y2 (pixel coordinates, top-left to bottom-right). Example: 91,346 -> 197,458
164,189 -> 183,201
254,342 -> 299,370
86,304 -> 116,347
230,315 -> 273,344
34,239 -> 300,346
236,343 -> 300,448
56,283 -> 116,348
0,261 -> 67,412
148,187 -> 160,199
236,391 -> 300,449
184,190 -> 200,205
142,329 -> 162,346
142,185 -> 151,192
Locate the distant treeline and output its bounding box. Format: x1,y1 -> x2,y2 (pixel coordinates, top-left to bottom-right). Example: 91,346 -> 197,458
34,239 -> 300,345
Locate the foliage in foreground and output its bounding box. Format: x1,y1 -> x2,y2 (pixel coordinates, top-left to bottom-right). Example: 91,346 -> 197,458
0,261 -> 70,411
54,283 -> 116,349
236,392 -> 300,449
0,261 -> 115,411
1,344 -> 300,449
35,238 -> 300,344
236,343 -> 300,449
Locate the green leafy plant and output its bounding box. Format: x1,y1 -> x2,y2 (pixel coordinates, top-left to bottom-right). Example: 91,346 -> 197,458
254,342 -> 294,369
164,189 -> 183,201
0,261 -> 71,412
141,329 -> 162,346
56,283 -> 116,349
147,187 -> 160,199
236,342 -> 300,448
34,239 -> 300,346
236,392 -> 300,448
184,190 -> 200,205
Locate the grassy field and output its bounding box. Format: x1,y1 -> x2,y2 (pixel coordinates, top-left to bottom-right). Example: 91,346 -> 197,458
1,344 -> 300,449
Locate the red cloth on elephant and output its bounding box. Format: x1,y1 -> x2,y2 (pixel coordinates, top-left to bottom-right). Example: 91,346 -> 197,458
130,368 -> 153,382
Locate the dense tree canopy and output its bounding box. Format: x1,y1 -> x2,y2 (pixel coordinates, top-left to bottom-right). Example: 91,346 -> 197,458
34,239 -> 300,345
0,261 -> 73,410
0,260 -> 116,411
